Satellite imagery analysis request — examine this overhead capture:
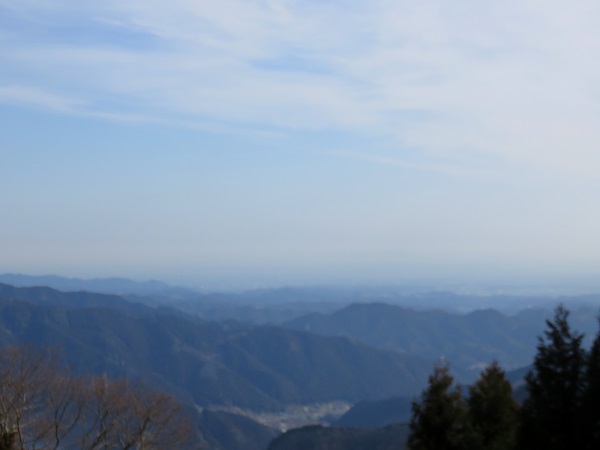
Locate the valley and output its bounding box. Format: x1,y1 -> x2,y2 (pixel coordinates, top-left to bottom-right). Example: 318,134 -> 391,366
0,274 -> 599,449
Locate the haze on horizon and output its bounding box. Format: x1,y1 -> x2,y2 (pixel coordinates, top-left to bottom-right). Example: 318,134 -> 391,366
2,1 -> 600,290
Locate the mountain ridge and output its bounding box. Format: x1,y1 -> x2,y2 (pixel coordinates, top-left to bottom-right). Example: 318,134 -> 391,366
0,283 -> 431,411
285,302 -> 600,380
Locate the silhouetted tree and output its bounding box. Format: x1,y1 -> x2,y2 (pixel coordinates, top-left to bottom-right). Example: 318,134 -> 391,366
408,362 -> 471,450
518,305 -> 586,450
582,317 -> 600,450
468,361 -> 518,450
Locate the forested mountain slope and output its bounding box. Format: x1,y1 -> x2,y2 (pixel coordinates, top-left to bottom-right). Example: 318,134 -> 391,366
267,424 -> 410,450
285,302 -> 599,379
0,285 -> 431,411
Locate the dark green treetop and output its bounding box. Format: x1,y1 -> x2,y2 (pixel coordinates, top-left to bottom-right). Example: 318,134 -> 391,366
518,305 -> 586,450
468,360 -> 518,450
408,362 -> 470,450
582,317 -> 600,450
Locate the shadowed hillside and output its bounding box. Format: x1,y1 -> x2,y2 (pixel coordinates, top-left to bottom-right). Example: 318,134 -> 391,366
267,424 -> 410,450
286,302 -> 599,379
0,285 -> 431,411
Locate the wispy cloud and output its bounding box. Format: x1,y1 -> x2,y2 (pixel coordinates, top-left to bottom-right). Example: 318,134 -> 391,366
334,149 -> 496,180
0,85 -> 83,112
3,0 -> 600,176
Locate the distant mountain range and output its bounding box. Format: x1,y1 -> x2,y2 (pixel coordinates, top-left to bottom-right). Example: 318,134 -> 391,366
0,282 -> 434,448
0,283 -> 431,411
2,276 -> 598,449
284,302 -> 600,380
0,273 -> 185,296
0,281 -> 143,309
5,273 -> 600,323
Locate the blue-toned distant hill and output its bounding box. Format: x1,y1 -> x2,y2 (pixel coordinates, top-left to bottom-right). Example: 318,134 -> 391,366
0,275 -> 361,324
285,302 -> 600,380
333,361 -> 536,429
267,424 -> 410,450
335,396 -> 414,428
0,282 -> 145,310
197,409 -> 279,450
0,283 -> 439,449
5,275 -> 600,325
0,283 -> 431,411
0,273 -> 187,296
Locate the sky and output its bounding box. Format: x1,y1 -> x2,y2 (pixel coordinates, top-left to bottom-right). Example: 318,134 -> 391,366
2,1 -> 600,289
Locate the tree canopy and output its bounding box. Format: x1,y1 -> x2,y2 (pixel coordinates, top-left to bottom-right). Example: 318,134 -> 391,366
518,305 -> 586,450
408,362 -> 470,450
0,346 -> 193,450
409,305 -> 600,450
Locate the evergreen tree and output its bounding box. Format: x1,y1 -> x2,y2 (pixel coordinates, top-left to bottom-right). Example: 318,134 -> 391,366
582,317 -> 600,449
468,361 -> 518,450
408,362 -> 470,450
518,305 -> 586,450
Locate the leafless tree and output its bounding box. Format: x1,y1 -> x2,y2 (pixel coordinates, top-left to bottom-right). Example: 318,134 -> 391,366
76,376 -> 192,450
0,346 -> 195,450
0,346 -> 52,450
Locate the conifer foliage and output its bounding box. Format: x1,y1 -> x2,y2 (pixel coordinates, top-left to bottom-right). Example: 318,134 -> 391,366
468,361 -> 518,450
408,361 -> 517,450
518,305 -> 586,450
407,362 -> 470,450
583,318 -> 600,450
409,304 -> 600,450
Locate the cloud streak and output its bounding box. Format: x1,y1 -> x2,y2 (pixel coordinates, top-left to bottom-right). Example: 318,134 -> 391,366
0,85 -> 83,112
3,0 -> 600,176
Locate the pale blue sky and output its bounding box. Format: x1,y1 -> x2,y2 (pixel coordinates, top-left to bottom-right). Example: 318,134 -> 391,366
2,1 -> 600,289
